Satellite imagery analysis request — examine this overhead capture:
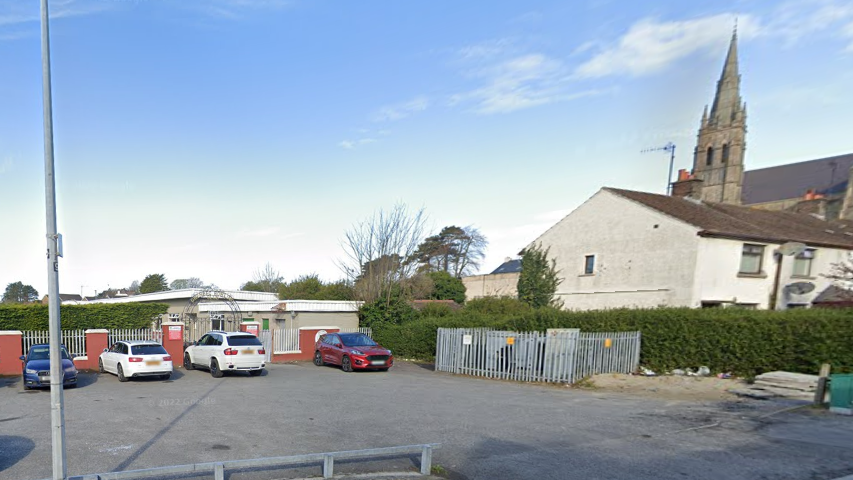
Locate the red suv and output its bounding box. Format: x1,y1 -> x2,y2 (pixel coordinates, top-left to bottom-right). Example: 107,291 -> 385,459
314,332 -> 393,372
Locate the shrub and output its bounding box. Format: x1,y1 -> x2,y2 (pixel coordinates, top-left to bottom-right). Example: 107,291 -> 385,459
0,303 -> 169,331
370,306 -> 853,376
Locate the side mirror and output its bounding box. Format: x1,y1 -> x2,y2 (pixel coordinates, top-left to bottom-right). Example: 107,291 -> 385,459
103,348 -> 109,352
193,341 -> 199,346
336,343 -> 343,348
72,354 -> 78,358
19,355 -> 25,361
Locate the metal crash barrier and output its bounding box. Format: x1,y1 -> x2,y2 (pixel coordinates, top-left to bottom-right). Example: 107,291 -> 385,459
55,443 -> 440,480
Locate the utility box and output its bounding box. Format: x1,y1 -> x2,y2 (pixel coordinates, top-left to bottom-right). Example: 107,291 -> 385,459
829,374 -> 853,415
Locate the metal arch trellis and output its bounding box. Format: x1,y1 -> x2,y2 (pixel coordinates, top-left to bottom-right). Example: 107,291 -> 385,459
181,287 -> 242,342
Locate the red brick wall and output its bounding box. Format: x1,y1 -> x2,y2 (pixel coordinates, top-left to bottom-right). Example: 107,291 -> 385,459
271,328 -> 339,363
0,331 -> 23,375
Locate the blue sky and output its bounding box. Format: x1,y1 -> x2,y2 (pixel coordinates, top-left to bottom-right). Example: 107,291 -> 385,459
1,0 -> 852,297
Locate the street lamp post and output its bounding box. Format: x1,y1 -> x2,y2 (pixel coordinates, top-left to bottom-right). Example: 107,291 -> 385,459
39,1 -> 68,479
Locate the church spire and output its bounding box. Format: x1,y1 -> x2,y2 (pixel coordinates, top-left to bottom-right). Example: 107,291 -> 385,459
708,28 -> 744,128
684,24 -> 747,206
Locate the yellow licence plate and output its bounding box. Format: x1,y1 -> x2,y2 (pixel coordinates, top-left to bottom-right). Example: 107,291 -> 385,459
145,360 -> 161,366
241,349 -> 254,355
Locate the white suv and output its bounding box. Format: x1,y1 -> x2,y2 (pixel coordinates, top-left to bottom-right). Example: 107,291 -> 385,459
183,331 -> 266,378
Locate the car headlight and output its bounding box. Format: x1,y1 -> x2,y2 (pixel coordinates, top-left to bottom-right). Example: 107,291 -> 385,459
26,368 -> 38,374
350,349 -> 366,356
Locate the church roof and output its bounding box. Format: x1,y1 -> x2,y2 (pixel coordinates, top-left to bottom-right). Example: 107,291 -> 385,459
605,187 -> 853,250
741,153 -> 853,205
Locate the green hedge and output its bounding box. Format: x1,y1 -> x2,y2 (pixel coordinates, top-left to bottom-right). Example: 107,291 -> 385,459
372,304 -> 853,376
0,303 -> 169,330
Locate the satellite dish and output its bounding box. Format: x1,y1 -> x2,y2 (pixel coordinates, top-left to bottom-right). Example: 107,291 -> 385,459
777,242 -> 807,256
786,282 -> 816,295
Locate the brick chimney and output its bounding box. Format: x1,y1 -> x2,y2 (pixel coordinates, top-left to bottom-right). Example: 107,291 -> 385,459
671,169 -> 704,200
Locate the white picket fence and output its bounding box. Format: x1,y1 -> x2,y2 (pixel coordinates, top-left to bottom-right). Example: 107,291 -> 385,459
272,327 -> 373,354
108,329 -> 162,346
22,330 -> 87,358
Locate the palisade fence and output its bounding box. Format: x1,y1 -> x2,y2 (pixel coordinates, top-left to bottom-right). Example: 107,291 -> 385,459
22,330 -> 87,358
272,327 -> 373,354
435,328 -> 641,384
108,328 -> 162,346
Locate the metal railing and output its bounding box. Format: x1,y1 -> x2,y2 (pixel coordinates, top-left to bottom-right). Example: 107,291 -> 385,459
107,329 -> 161,346
435,328 -> 640,384
272,327 -> 373,354
273,327 -> 300,353
340,326 -> 373,337
63,443 -> 439,480
22,330 -> 86,358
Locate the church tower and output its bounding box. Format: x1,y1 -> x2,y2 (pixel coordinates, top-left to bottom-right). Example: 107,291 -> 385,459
691,29 -> 747,205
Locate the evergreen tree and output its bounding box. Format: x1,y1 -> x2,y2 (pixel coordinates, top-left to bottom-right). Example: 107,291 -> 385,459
517,244 -> 562,308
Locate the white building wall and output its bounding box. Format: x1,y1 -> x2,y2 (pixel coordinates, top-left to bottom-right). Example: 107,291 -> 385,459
534,190 -> 701,310
693,237 -> 849,308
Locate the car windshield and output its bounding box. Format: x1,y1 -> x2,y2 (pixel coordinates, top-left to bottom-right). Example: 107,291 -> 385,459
340,334 -> 377,347
28,346 -> 71,361
228,335 -> 262,346
131,344 -> 168,355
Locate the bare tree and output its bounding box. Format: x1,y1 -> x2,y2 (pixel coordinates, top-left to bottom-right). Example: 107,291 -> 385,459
170,277 -> 205,290
338,203 -> 428,304
241,263 -> 284,293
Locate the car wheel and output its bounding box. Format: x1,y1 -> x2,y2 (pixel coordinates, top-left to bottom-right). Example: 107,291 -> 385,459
210,359 -> 223,378
184,353 -> 194,370
341,356 -> 353,373
249,369 -> 263,377
117,364 -> 128,382
313,351 -> 324,366
98,359 -> 105,374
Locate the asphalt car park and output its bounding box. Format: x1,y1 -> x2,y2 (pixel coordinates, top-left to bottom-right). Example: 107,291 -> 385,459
2,361 -> 853,480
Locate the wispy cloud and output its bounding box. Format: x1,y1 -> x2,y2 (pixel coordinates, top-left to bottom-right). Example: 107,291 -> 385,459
0,157 -> 13,175
238,227 -> 281,238
372,96 -> 429,122
456,38 -> 517,61
451,53 -> 607,114
195,0 -> 292,20
0,0 -> 112,39
765,0 -> 853,48
338,138 -> 377,150
574,14 -> 760,79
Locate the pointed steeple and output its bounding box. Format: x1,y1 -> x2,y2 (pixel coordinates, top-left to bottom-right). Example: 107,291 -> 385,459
708,28 -> 744,128
687,23 -> 748,206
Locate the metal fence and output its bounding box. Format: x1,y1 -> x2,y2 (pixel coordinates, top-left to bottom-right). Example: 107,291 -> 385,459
340,327 -> 373,337
22,330 -> 87,358
272,327 -> 374,354
273,328 -> 300,353
107,329 -> 161,346
435,328 -> 641,384
57,443 -> 439,480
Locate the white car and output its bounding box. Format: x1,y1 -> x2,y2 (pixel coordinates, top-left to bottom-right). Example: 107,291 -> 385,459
99,340 -> 173,382
183,331 -> 266,378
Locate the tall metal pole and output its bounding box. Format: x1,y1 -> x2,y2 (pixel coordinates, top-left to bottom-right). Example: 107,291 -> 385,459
666,143 -> 676,195
40,1 -> 68,479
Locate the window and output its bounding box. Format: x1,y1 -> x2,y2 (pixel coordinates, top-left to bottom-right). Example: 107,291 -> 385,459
792,249 -> 815,277
583,255 -> 595,275
739,244 -> 765,274
227,335 -> 263,347
721,144 -> 729,164
706,146 -> 714,166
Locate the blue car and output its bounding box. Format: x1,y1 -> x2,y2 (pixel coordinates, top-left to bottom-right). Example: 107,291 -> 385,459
20,344 -> 78,389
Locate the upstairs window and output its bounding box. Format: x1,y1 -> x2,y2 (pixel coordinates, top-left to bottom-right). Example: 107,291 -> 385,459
583,255 -> 595,275
739,244 -> 765,274
706,147 -> 714,166
792,249 -> 815,277
722,144 -> 730,164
